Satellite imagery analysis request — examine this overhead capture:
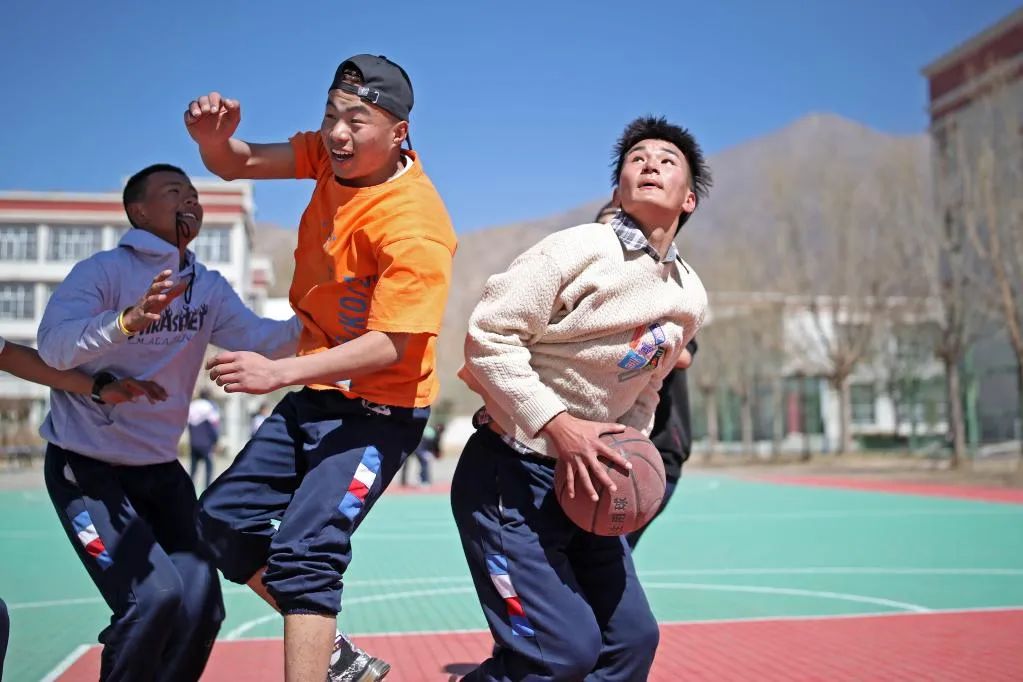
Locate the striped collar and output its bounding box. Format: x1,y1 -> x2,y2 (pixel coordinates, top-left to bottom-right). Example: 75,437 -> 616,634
609,211 -> 679,264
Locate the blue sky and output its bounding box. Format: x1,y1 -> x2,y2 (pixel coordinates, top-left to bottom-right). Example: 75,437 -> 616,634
1,1 -> 1018,232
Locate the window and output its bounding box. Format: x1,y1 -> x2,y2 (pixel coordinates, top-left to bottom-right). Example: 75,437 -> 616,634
895,377 -> 947,426
0,283 -> 35,319
850,383 -> 876,425
48,225 -> 102,261
0,225 -> 38,261
193,228 -> 231,263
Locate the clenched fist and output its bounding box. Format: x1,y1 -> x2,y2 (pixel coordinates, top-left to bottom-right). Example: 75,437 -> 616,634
184,92 -> 241,146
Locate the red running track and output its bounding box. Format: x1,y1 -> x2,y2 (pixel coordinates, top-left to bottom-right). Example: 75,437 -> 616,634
58,608 -> 1023,681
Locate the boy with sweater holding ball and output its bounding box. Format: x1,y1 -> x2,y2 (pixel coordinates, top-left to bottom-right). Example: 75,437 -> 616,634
452,116 -> 710,681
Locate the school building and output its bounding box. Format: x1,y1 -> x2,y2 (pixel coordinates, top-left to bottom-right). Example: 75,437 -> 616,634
922,6 -> 1023,447
0,178 -> 277,459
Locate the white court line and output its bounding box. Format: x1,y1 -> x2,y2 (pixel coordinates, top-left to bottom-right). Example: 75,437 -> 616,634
223,587 -> 478,640
42,604 -> 1023,679
356,533 -> 459,541
11,567 -> 1023,611
12,505 -> 1019,545
342,576 -> 468,587
20,491 -> 47,503
222,581 -> 928,641
14,506 -> 1020,549
39,643 -> 91,682
641,582 -> 930,612
13,588 -> 249,611
363,505 -> 1023,534
647,603 -> 1023,627
326,568 -> 1023,584
184,604 -> 1023,643
658,508 -> 1023,521
9,596 -> 108,611
0,531 -> 48,539
638,567 -> 1023,577
362,509 -> 1023,536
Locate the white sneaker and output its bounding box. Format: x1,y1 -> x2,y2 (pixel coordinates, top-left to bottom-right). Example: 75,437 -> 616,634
326,632 -> 390,682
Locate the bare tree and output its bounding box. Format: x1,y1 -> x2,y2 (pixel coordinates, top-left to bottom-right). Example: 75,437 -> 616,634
734,304 -> 786,460
690,321 -> 725,461
893,134 -> 990,468
755,304 -> 788,461
696,377 -> 720,461
715,314 -> 757,460
769,153 -> 901,454
944,65 -> 1023,464
691,295 -> 787,462
851,146 -> 983,464
930,198 -> 986,469
874,313 -> 941,451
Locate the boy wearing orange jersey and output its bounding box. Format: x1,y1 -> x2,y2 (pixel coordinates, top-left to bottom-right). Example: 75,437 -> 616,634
186,55 -> 456,682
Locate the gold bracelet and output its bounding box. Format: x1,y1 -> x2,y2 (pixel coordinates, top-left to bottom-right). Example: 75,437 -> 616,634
117,309 -> 135,337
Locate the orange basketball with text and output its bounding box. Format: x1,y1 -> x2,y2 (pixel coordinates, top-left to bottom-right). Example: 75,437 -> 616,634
554,426 -> 666,536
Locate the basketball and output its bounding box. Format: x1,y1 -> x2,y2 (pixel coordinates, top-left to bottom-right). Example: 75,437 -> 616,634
554,426 -> 666,536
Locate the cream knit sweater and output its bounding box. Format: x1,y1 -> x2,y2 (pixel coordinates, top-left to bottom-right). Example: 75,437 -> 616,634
461,222 -> 707,457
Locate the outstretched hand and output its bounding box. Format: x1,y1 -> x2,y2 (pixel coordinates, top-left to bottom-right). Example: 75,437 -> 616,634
207,351 -> 283,395
121,270 -> 188,334
185,92 -> 241,146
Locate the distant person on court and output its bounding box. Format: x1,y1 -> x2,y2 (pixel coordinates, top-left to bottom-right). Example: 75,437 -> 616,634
453,116 -> 710,681
250,401 -> 271,436
594,199 -> 700,549
188,388 -> 221,489
185,54 -> 456,682
0,335 -> 165,680
402,422 -> 444,487
36,164 -> 301,682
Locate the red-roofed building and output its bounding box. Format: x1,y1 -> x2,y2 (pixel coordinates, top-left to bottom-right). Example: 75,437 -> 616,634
923,7 -> 1023,127
0,178 -> 275,461
922,7 -> 1023,446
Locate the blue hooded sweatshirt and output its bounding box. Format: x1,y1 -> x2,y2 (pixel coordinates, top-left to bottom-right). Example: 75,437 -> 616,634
38,228 -> 301,466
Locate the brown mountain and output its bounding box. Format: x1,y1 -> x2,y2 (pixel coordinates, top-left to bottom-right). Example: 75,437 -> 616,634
436,113 -> 929,413
677,112 -> 929,288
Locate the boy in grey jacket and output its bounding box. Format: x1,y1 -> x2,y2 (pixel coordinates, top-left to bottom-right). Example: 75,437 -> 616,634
38,163 -> 300,682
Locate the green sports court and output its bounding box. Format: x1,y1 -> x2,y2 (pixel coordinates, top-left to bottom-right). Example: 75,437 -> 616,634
4,472 -> 1023,681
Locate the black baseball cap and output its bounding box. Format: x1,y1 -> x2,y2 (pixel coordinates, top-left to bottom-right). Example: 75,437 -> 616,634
330,54 -> 414,122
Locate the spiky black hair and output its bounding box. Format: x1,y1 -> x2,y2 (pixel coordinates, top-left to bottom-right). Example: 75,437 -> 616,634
611,116 -> 711,225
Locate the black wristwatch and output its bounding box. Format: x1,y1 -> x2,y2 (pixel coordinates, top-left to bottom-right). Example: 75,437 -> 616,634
91,371 -> 118,404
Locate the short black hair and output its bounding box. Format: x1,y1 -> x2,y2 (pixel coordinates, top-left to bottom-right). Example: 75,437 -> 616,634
123,164 -> 188,227
611,116 -> 712,226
